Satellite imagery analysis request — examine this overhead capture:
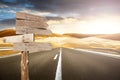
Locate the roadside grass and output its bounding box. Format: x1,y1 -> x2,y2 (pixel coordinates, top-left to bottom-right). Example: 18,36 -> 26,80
0,50 -> 19,57
0,43 -> 13,47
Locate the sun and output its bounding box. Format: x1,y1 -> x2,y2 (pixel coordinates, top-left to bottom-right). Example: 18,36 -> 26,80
80,17 -> 120,34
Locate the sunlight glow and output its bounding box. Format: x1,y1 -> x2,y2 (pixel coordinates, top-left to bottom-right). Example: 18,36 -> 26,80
79,17 -> 120,34
48,16 -> 120,34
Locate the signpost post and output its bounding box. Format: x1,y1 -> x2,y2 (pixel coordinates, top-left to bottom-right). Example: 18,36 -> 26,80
4,12 -> 52,80
21,51 -> 29,80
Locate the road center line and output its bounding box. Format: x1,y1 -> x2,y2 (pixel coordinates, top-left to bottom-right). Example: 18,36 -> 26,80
55,48 -> 62,80
54,54 -> 58,60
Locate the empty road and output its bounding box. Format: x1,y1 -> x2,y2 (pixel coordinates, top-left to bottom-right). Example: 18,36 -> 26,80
0,48 -> 120,80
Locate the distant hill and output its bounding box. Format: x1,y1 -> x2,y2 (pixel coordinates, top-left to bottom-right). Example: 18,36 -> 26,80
64,33 -> 120,41
0,29 -> 120,41
0,29 -> 92,38
36,33 -> 92,38
36,36 -> 120,50
63,33 -> 94,38
0,29 -> 16,37
49,33 -> 93,38
97,34 -> 120,41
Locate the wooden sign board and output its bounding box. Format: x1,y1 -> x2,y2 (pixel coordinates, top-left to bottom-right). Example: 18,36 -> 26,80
16,20 -> 48,28
16,27 -> 52,35
16,12 -> 47,22
3,34 -> 34,43
14,42 -> 52,52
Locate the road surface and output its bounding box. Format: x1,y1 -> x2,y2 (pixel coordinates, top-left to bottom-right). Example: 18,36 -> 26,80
0,48 -> 120,80
0,48 -> 59,80
62,48 -> 120,80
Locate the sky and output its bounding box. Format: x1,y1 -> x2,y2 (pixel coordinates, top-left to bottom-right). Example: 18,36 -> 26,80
0,0 -> 120,34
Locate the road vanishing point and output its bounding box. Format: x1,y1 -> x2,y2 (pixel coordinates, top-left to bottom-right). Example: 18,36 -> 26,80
0,48 -> 120,80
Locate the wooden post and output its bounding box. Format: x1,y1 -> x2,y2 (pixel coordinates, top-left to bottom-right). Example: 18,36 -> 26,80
21,51 -> 29,80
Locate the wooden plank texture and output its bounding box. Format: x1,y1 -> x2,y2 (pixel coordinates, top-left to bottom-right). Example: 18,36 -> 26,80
16,27 -> 52,35
16,20 -> 48,28
3,34 -> 34,43
14,43 -> 52,52
16,12 -> 46,22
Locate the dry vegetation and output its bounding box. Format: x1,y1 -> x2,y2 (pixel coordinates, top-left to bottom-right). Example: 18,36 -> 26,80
0,50 -> 19,56
0,29 -> 16,37
35,36 -> 120,55
36,37 -> 120,49
0,43 -> 13,47
96,33 -> 120,41
0,38 -> 13,47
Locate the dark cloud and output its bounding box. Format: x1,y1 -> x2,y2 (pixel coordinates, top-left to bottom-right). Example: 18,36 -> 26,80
1,0 -> 120,16
1,0 -> 28,4
46,16 -> 64,21
0,18 -> 15,29
27,0 -> 120,13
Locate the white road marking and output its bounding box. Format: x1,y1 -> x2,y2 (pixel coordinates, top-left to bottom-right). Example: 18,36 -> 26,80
73,48 -> 120,59
55,48 -> 62,80
0,49 -> 13,50
0,53 -> 21,59
54,54 -> 58,60
0,47 -> 13,50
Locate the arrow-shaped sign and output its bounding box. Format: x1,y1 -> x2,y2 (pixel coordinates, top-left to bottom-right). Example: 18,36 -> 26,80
3,34 -> 34,43
14,42 -> 52,52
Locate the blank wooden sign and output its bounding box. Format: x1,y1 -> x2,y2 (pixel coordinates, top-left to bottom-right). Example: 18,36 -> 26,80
16,20 -> 48,28
14,42 -> 52,52
16,12 -> 46,22
3,34 -> 34,43
16,12 -> 52,35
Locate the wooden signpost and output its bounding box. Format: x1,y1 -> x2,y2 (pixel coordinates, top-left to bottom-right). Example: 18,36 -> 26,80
4,12 -> 52,80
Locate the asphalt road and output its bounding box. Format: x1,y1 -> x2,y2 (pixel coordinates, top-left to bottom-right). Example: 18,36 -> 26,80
0,48 -> 120,80
62,48 -> 120,80
0,48 -> 59,80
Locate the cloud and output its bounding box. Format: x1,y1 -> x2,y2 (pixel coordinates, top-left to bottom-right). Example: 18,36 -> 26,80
20,9 -> 59,17
0,3 -> 8,8
47,18 -> 84,34
0,4 -> 34,20
0,0 -> 91,18
1,0 -> 17,3
7,10 -> 16,13
0,18 -> 15,30
1,0 -> 120,18
48,18 -> 80,25
0,9 -> 16,13
46,16 -> 64,21
1,0 -> 29,4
